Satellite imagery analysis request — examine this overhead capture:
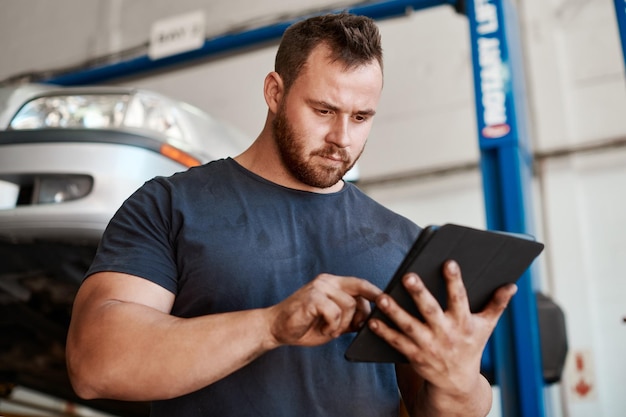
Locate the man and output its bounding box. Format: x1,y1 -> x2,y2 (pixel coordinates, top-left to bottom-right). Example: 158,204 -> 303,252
66,13 -> 516,417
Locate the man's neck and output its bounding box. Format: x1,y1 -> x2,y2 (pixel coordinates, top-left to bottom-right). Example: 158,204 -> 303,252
233,135 -> 344,194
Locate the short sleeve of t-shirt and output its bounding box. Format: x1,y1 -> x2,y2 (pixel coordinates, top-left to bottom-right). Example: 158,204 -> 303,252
85,177 -> 179,293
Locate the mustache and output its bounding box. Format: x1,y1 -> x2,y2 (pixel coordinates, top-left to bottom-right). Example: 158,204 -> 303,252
311,146 -> 350,163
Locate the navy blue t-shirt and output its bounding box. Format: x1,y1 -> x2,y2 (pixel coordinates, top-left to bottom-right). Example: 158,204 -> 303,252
87,158 -> 421,417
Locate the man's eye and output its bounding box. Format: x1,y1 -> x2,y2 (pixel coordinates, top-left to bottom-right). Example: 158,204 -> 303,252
354,115 -> 368,122
318,109 -> 331,115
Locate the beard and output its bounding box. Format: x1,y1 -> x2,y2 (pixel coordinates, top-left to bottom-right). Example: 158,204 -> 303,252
272,103 -> 361,189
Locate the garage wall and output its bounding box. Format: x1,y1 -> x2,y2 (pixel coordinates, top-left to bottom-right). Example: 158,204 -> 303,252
522,0 -> 626,149
1,1 -> 625,416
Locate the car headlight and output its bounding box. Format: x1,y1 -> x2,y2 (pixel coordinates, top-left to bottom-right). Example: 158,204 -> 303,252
9,92 -> 184,141
10,94 -> 129,130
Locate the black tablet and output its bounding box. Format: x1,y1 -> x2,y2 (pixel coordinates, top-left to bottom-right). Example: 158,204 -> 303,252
344,223 -> 544,363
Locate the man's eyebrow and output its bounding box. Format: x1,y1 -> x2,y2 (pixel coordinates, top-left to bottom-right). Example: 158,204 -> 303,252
307,99 -> 376,116
356,108 -> 377,117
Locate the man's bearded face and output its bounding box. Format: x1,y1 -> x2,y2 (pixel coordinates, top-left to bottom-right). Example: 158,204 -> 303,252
272,102 -> 360,189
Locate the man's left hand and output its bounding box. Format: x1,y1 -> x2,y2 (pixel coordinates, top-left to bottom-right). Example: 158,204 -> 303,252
368,259 -> 517,396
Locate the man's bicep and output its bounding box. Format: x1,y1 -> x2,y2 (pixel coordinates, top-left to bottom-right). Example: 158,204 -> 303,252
75,271 -> 176,316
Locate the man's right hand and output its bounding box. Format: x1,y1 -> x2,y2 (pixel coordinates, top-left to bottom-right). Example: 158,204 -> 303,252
266,274 -> 382,347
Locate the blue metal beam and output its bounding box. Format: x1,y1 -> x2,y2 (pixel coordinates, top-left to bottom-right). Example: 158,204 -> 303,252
465,0 -> 546,416
614,0 -> 626,71
44,0 -> 457,86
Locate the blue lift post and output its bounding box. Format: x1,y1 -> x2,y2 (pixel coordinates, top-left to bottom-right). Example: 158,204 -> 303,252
41,1 -> 547,415
465,0 -> 546,416
614,0 -> 626,69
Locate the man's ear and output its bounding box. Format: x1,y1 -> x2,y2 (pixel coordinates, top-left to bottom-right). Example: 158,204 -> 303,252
264,71 -> 284,113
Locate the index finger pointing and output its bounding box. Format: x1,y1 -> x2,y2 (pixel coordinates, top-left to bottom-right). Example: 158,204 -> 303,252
336,276 -> 382,302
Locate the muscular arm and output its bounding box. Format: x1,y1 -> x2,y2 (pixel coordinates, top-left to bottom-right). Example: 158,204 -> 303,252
66,271 -> 380,401
66,272 -> 276,400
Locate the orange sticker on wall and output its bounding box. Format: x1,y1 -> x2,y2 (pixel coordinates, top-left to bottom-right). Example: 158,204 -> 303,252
565,349 -> 598,402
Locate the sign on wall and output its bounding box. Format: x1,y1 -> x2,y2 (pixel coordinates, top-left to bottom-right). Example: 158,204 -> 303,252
149,10 -> 206,60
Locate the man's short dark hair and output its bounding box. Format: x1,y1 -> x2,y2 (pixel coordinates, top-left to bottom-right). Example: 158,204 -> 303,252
275,12 -> 383,92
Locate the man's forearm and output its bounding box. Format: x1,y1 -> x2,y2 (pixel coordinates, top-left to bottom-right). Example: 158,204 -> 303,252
67,302 -> 277,401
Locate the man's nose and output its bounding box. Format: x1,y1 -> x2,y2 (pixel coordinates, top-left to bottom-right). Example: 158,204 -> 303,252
326,116 -> 350,148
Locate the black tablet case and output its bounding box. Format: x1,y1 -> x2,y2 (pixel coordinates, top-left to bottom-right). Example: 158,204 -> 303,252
344,223 -> 544,363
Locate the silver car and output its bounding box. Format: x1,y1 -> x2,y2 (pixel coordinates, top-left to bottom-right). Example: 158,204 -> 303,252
0,83 -> 248,242
0,84 -> 248,416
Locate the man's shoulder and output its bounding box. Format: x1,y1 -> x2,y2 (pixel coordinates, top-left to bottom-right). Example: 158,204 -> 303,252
170,157 -> 234,181
345,184 -> 414,219
146,158 -> 236,191
342,183 -> 420,238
